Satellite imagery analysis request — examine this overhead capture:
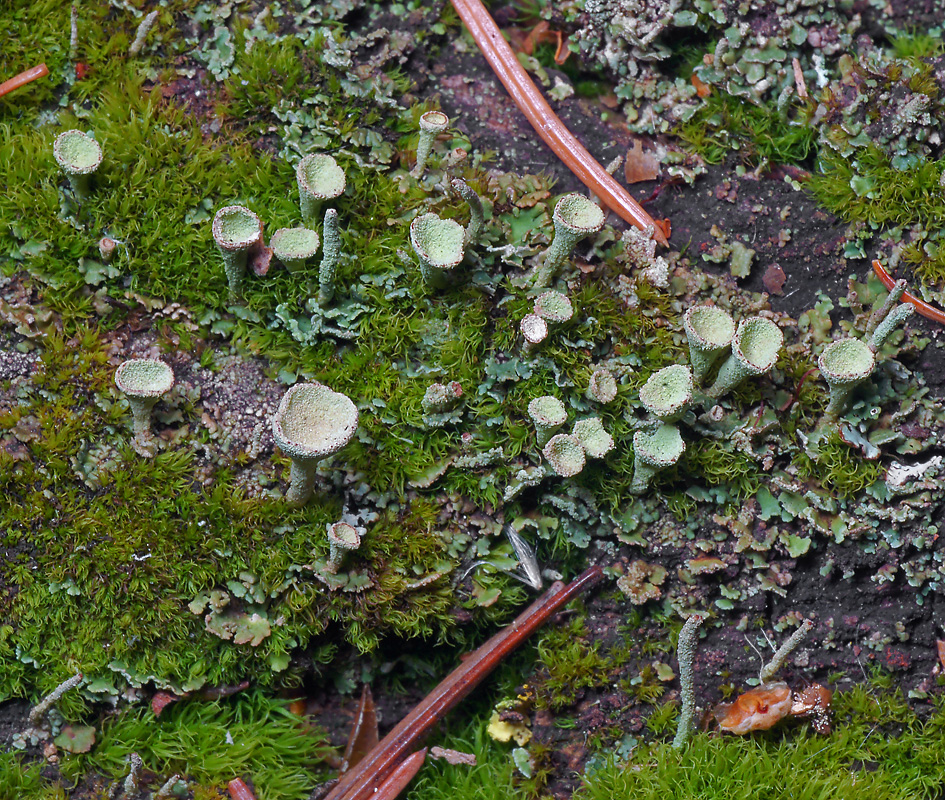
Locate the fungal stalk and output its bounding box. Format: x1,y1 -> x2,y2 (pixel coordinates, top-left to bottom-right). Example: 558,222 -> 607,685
271,226 -> 320,274
297,153 -> 345,225
683,305 -> 735,385
527,396 -> 567,447
818,338 -> 876,421
98,236 -> 117,263
639,365 -> 693,422
672,614 -> 704,750
868,303 -> 914,352
409,213 -> 466,287
630,423 -> 684,494
326,522 -> 362,574
451,178 -> 484,247
271,383 -> 359,506
530,193 -> 605,288
53,129 -> 102,200
318,208 -> 342,305
211,205 -> 262,296
128,9 -> 159,56
411,110 -> 450,177
114,359 -> 174,457
706,317 -> 783,398
28,673 -> 83,726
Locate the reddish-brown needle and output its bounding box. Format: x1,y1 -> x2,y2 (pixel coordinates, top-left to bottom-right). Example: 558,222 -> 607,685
448,0 -> 668,245
872,260 -> 945,327
0,63 -> 49,99
325,565 -> 604,800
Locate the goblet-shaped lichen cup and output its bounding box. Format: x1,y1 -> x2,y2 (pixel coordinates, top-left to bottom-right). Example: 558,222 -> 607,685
683,305 -> 735,385
818,338 -> 876,421
542,433 -> 586,477
272,383 -> 359,506
586,367 -> 618,404
639,365 -> 693,422
326,521 -> 361,574
409,213 -> 466,287
572,417 -> 614,459
271,227 -> 320,273
707,317 -> 783,398
53,129 -> 103,200
212,205 -> 262,296
527,396 -> 568,448
412,110 -> 450,177
114,359 -> 175,457
296,153 -> 346,225
534,290 -> 574,324
630,423 -> 684,495
531,193 -> 605,288
520,313 -> 548,353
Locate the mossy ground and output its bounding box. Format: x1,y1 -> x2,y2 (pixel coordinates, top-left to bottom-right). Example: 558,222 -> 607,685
3,1 -> 945,799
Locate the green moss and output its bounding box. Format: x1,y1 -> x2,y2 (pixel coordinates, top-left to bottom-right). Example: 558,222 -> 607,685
680,440 -> 762,502
795,430 -> 883,499
535,615 -> 613,710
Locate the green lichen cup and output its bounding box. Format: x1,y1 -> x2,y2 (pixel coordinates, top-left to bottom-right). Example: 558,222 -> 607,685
531,194 -> 605,288
630,423 -> 684,494
409,213 -> 466,287
528,396 -> 568,447
707,317 -> 783,398
818,338 -> 876,420
271,227 -> 320,273
296,153 -> 346,225
542,433 -> 586,477
639,365 -> 693,422
683,305 -> 735,385
114,359 -> 175,458
212,205 -> 262,296
272,382 -> 359,506
53,129 -> 103,200
412,110 -> 450,177
326,521 -> 361,574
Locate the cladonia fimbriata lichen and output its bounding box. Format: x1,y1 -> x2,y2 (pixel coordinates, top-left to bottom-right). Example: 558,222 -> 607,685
114,359 -> 175,458
672,613 -> 705,750
53,129 -> 102,200
520,313 -> 548,353
211,205 -> 261,296
412,110 -> 449,177
630,423 -> 684,494
530,193 -> 605,288
707,317 -> 783,398
451,178 -> 484,247
271,226 -> 320,274
533,290 -> 574,324
318,208 -> 342,306
639,365 -> 693,422
683,305 -> 735,386
586,366 -> 618,403
271,382 -> 359,506
325,521 -> 362,574
296,153 -> 345,225
572,417 -> 614,458
409,212 -> 466,287
528,395 -> 568,447
543,433 -> 586,477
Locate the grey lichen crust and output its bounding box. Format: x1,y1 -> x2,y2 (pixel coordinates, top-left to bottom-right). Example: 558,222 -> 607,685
409,213 -> 466,286
53,130 -> 103,200
272,382 -> 359,506
114,359 -> 174,458
212,205 -> 261,295
271,226 -> 320,273
683,305 -> 735,385
531,193 -> 605,288
639,365 -> 693,422
296,153 -> 346,225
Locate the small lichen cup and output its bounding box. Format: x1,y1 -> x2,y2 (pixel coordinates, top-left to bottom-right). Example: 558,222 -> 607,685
272,383 -> 359,506
271,227 -> 320,274
639,365 -> 693,422
586,367 -> 618,404
572,417 -> 614,458
630,423 -> 684,494
543,433 -> 586,477
528,396 -> 567,447
531,194 -> 605,288
212,205 -> 262,296
534,291 -> 574,324
707,317 -> 783,398
409,213 -> 466,287
53,130 -> 103,200
296,153 -> 346,225
683,305 -> 735,385
520,314 -> 548,353
818,338 -> 876,421
412,110 -> 450,177
114,359 -> 175,458
326,522 -> 361,574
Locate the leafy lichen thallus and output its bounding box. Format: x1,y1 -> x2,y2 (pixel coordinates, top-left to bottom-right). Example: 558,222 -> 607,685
462,524 -> 543,590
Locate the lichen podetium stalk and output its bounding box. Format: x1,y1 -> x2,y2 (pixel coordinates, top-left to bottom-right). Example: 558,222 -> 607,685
448,0 -> 667,245
324,566 -> 604,800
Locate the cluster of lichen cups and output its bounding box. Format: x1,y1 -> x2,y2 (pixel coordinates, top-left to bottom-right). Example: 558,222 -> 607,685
114,359 -> 175,458
527,396 -> 614,477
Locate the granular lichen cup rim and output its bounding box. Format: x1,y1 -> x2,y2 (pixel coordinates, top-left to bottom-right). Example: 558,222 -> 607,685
684,305 -> 735,349
521,313 -> 548,344
271,227 -> 321,260
818,338 -> 876,384
639,365 -> 693,418
409,213 -> 466,269
53,129 -> 102,174
734,317 -> 784,373
296,153 -> 346,201
327,521 -> 361,549
114,359 -> 175,398
534,290 -> 574,322
272,382 -> 359,460
553,193 -> 606,235
419,110 -> 450,132
212,205 -> 262,251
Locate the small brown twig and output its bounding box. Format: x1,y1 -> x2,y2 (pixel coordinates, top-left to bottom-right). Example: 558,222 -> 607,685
448,0 -> 668,245
0,63 -> 49,99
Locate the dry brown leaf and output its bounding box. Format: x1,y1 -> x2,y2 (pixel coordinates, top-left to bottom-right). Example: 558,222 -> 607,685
762,264 -> 787,295
624,140 -> 660,185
